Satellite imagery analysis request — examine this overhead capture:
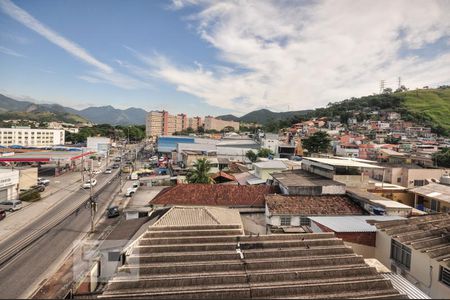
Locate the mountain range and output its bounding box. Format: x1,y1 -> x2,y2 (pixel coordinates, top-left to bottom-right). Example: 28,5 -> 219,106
217,108 -> 312,125
0,94 -> 147,125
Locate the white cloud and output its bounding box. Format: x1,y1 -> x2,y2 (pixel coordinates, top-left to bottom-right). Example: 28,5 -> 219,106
0,45 -> 25,57
145,0 -> 450,114
0,0 -> 148,90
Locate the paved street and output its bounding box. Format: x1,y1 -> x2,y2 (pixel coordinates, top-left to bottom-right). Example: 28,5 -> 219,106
0,168 -> 122,299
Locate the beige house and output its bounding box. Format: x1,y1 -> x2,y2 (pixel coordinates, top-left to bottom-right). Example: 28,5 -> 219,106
374,213 -> 450,299
253,160 -> 288,181
370,166 -> 446,188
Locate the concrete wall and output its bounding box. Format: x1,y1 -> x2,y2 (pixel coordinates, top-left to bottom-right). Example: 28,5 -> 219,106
255,167 -> 286,181
18,167 -> 38,191
344,241 -> 375,258
405,169 -> 446,188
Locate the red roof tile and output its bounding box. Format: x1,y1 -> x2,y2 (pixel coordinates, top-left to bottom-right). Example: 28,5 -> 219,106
151,184 -> 275,207
211,171 -> 236,182
266,194 -> 366,215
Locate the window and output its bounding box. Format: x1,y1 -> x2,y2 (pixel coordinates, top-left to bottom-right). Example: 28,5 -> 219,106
397,177 -> 401,183
299,216 -> 311,226
391,240 -> 411,269
440,266 -> 450,287
108,251 -> 121,262
280,216 -> 291,226
414,180 -> 425,187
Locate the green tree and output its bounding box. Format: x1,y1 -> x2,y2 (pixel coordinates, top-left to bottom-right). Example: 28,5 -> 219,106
432,148 -> 450,168
302,131 -> 331,154
246,150 -> 258,162
257,148 -> 274,158
187,158 -> 215,184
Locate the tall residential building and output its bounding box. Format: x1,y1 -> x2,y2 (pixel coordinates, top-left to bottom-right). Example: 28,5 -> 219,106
0,127 -> 65,147
146,111 -> 190,137
188,116 -> 203,131
204,116 -> 240,131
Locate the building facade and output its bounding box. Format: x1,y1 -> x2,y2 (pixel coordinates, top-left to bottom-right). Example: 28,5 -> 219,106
146,111 -> 194,137
0,127 -> 65,147
204,116 -> 240,132
0,169 -> 20,201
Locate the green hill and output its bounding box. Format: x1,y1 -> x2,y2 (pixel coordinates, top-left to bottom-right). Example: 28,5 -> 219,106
402,88 -> 450,131
311,87 -> 450,135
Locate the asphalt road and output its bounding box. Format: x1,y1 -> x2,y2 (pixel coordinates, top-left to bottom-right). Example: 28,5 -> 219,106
0,170 -> 122,299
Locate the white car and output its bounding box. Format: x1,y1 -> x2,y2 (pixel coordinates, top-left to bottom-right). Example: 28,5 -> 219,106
92,170 -> 101,175
82,179 -> 97,189
125,187 -> 137,197
104,168 -> 112,174
38,178 -> 50,186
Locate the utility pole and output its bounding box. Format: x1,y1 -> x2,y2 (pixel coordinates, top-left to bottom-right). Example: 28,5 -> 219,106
81,148 -> 85,182
89,169 -> 95,233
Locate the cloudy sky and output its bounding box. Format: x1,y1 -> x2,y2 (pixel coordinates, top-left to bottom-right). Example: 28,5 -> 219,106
0,0 -> 449,116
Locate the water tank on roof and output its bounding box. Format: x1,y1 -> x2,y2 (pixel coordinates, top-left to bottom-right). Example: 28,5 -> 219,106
440,174 -> 450,186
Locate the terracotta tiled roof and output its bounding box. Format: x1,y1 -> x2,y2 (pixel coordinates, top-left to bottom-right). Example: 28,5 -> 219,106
151,184 -> 275,207
211,171 -> 236,182
266,194 -> 366,215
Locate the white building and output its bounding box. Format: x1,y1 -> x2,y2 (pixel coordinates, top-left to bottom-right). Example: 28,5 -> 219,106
87,137 -> 111,156
0,127 -> 65,147
0,169 -> 20,201
261,137 -> 279,156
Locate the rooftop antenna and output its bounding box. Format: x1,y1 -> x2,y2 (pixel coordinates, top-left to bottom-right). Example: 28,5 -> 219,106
398,77 -> 401,89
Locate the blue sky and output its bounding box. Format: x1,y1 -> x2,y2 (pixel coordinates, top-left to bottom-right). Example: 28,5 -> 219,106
1,0 -> 449,117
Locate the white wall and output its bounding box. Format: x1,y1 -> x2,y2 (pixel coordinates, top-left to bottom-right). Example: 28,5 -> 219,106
0,169 -> 20,200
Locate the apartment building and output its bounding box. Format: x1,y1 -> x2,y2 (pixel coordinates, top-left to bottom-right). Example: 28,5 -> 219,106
188,116 -> 202,131
0,127 -> 65,147
146,111 -> 190,137
204,116 -> 240,131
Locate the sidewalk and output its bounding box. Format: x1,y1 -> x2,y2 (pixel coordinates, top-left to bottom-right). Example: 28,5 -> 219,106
0,171 -> 83,243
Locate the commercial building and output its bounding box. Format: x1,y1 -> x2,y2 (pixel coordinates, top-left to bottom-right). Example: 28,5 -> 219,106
98,207 -> 407,299
0,127 -> 65,147
87,137 -> 111,156
204,116 -> 240,131
0,169 -> 19,201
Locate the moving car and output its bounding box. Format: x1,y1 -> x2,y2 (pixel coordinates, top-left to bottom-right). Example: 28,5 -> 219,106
0,200 -> 23,212
104,168 -> 112,174
31,184 -> 45,192
112,163 -> 120,169
107,206 -> 120,218
0,209 -> 6,221
82,179 -> 97,189
38,178 -> 50,186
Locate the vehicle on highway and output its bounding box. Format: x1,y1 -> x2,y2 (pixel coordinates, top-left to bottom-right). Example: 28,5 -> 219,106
112,163 -> 120,169
122,165 -> 132,173
107,206 -> 120,218
104,168 -> 112,174
82,179 -> 97,189
92,169 -> 101,175
0,200 -> 23,212
0,209 -> 6,221
38,178 -> 50,186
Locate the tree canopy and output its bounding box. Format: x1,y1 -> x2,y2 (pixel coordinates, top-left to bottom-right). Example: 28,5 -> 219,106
302,131 -> 331,154
186,158 -> 215,184
432,148 -> 450,168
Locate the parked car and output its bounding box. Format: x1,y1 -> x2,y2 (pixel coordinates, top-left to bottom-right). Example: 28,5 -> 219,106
37,178 -> 50,186
114,157 -> 121,162
0,209 -> 6,221
31,184 -> 46,192
0,200 -> 23,212
92,169 -> 101,175
107,206 -> 120,218
82,179 -> 97,189
104,168 -> 112,174
125,187 -> 137,197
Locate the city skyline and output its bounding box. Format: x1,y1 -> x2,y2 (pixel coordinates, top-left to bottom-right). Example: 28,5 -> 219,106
1,0 -> 450,116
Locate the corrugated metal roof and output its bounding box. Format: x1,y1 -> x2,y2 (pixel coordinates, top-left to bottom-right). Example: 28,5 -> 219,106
381,273 -> 430,299
309,216 -> 405,232
153,206 -> 243,227
305,157 -> 384,168
253,160 -> 288,169
410,183 -> 450,204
